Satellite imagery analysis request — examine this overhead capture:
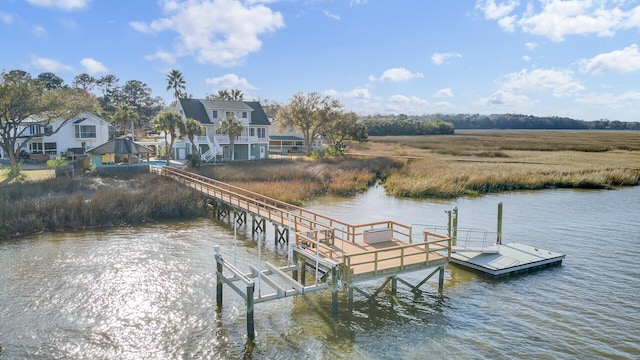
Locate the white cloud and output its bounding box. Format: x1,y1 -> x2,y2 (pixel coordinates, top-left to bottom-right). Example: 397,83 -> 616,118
431,52 -> 462,65
577,91 -> 640,109
30,56 -> 73,72
132,0 -> 284,67
26,0 -> 91,11
522,55 -> 532,61
80,58 -> 107,74
579,44 -> 640,74
145,51 -> 176,64
323,10 -> 340,21
32,25 -> 46,37
433,88 -> 454,98
326,88 -> 374,100
350,0 -> 368,6
0,12 -> 14,25
476,0 -> 519,20
385,95 -> 430,113
500,68 -> 584,97
477,0 -> 640,41
369,67 -> 423,82
525,42 -> 537,50
206,73 -> 256,91
477,90 -> 532,107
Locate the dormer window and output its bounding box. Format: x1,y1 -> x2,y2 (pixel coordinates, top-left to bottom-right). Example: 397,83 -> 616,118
242,112 -> 247,119
212,110 -> 218,118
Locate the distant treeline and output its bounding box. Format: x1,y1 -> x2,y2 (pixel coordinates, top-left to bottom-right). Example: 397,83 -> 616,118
360,117 -> 454,136
359,113 -> 640,134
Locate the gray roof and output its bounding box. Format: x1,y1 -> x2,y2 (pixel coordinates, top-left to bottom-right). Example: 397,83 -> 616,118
270,135 -> 303,141
178,98 -> 271,126
178,98 -> 212,124
200,99 -> 253,111
87,139 -> 154,155
245,101 -> 271,126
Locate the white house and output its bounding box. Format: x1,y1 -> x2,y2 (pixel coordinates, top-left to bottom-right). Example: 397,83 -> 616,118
0,112 -> 112,160
174,98 -> 271,161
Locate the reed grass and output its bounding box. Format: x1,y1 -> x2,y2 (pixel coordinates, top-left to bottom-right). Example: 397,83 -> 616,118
0,174 -> 206,239
197,157 -> 402,204
371,130 -> 640,198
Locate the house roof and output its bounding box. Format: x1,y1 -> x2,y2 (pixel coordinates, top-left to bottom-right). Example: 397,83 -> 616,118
270,135 -> 304,141
177,98 -> 271,126
86,139 -> 154,155
178,98 -> 212,124
245,101 -> 271,126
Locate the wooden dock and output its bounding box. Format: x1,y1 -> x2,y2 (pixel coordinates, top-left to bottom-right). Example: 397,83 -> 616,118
153,165 -> 451,285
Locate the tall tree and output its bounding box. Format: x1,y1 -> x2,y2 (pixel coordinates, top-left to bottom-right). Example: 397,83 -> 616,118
72,73 -> 96,94
166,69 -> 186,101
217,113 -> 243,160
112,104 -> 140,138
120,80 -> 163,127
275,92 -> 342,156
96,74 -> 120,114
151,110 -> 185,165
324,111 -> 368,155
0,70 -> 98,178
36,72 -> 65,90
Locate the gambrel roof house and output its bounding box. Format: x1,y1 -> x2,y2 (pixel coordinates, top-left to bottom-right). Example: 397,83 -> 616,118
174,98 -> 270,161
0,112 -> 112,160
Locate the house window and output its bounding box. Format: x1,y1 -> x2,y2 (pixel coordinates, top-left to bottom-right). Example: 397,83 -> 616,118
29,142 -> 43,154
212,110 -> 218,118
44,142 -> 57,155
242,112 -> 247,119
30,125 -> 41,135
44,124 -> 53,135
75,125 -> 96,139
257,128 -> 266,139
226,111 -> 233,118
250,128 -> 255,137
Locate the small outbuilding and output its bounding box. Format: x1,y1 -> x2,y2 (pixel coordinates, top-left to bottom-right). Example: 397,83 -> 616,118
86,139 -> 154,174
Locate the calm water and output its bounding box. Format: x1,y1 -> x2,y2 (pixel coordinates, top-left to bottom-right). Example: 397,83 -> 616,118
1,186 -> 639,359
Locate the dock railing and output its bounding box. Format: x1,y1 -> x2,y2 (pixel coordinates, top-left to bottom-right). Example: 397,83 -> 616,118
453,228 -> 500,253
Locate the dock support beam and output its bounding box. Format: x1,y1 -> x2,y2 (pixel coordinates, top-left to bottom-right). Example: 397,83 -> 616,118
252,216 -> 265,238
275,225 -> 289,244
216,246 -> 223,308
497,202 -> 503,245
331,266 -> 339,314
438,266 -> 445,292
246,283 -> 255,339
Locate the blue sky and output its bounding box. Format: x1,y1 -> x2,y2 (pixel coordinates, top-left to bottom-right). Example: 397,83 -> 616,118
1,0 -> 640,122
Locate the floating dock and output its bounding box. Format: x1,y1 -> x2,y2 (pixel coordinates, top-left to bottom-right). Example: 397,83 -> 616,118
451,242 -> 565,276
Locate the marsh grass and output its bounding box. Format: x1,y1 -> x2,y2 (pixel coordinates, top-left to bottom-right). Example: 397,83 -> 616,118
197,157 -> 402,204
368,131 -> 640,198
0,174 -> 206,239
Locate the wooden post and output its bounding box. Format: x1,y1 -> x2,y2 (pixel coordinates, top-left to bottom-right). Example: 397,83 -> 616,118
215,245 -> 223,308
246,283 -> 255,339
300,258 -> 306,286
331,266 -> 339,314
348,284 -> 354,312
452,207 -> 458,247
292,256 -> 299,281
438,266 -> 445,293
497,202 -> 503,245
391,276 -> 398,297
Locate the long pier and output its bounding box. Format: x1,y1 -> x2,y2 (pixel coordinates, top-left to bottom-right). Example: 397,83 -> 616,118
152,165 -> 451,338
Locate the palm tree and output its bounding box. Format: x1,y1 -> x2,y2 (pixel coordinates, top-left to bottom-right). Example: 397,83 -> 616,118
184,117 -> 204,155
218,113 -> 243,160
207,89 -> 244,101
166,69 -> 186,101
151,110 -> 185,165
112,104 -> 139,139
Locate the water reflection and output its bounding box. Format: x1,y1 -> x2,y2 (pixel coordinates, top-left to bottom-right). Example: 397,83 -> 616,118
1,187 -> 639,359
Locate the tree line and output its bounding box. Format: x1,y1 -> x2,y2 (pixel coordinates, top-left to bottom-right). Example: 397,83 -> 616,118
370,113 -> 640,131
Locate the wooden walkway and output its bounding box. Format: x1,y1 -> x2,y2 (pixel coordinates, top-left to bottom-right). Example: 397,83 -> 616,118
153,165 -> 451,285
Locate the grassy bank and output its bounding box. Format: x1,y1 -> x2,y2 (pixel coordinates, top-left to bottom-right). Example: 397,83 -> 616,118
197,157 -> 402,205
0,174 -> 206,239
352,130 -> 640,198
